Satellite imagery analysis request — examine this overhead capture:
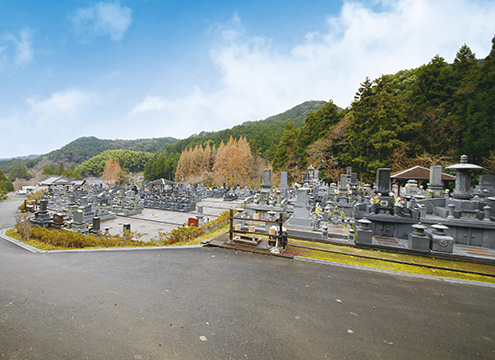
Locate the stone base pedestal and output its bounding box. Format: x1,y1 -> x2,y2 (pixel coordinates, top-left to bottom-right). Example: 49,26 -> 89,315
356,229 -> 373,244
408,233 -> 430,252
430,233 -> 454,253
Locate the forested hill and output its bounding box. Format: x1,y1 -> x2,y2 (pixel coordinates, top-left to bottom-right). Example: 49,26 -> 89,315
0,136 -> 177,177
268,38 -> 495,182
158,100 -> 328,157
0,100 -> 328,179
46,136 -> 177,164
143,100 -> 329,180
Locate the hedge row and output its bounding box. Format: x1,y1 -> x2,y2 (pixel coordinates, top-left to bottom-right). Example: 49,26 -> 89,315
29,226 -> 148,248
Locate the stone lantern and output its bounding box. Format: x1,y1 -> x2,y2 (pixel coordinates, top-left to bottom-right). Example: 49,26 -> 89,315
445,155 -> 483,200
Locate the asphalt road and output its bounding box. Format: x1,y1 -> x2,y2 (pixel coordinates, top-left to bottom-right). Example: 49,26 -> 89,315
0,193 -> 24,229
1,194 -> 495,359
1,241 -> 494,359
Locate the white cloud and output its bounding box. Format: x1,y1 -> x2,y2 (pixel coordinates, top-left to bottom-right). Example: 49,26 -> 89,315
70,1 -> 132,42
0,89 -> 104,157
129,0 -> 495,140
4,0 -> 495,158
130,87 -> 219,136
131,95 -> 167,114
1,28 -> 34,67
26,89 -> 101,126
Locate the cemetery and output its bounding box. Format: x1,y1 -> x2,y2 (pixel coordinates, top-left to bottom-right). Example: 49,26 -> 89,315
21,153 -> 495,264
24,176 -> 242,241
210,157 -> 495,263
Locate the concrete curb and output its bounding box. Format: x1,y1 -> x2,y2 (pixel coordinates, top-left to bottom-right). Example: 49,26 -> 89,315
0,229 -> 44,253
44,245 -> 203,253
0,228 -> 204,253
294,256 -> 495,288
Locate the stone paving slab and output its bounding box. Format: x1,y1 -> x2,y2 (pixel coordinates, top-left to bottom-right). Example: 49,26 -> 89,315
101,198 -> 243,241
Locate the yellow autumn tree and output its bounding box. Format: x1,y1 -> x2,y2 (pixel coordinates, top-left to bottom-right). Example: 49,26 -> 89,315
102,157 -> 122,185
212,136 -> 254,186
175,143 -> 214,183
175,148 -> 193,182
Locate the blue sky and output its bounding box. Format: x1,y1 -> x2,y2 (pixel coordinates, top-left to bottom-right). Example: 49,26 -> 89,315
1,0 -> 495,159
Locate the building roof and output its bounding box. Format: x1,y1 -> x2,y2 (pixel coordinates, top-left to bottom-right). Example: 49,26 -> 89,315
149,178 -> 175,186
391,166 -> 456,181
39,176 -> 69,186
39,176 -> 86,186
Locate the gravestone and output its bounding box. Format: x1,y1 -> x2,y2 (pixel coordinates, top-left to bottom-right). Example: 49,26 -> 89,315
31,199 -> 51,228
374,168 -> 393,214
260,169 -> 272,202
279,171 -> 289,198
377,168 -> 391,194
49,213 -> 65,230
476,175 -> 495,197
196,205 -> 207,226
405,179 -> 418,196
262,169 -> 271,186
427,165 -> 444,198
92,217 -> 100,232
308,165 -> 315,180
286,188 -> 313,230
73,210 -> 84,225
80,196 -> 88,207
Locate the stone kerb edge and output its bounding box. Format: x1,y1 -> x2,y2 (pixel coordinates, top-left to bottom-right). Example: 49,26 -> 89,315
0,228 -> 44,253
0,228 -> 204,253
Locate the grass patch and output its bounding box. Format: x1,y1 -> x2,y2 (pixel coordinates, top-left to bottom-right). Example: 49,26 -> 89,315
287,239 -> 495,284
5,228 -> 72,250
5,228 -> 20,240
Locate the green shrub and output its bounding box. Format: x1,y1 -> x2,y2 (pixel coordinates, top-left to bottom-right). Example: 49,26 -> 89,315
29,227 -> 148,249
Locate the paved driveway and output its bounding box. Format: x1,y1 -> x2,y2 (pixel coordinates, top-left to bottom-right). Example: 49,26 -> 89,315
101,198 -> 242,241
1,194 -> 494,359
0,193 -> 24,229
1,239 -> 494,359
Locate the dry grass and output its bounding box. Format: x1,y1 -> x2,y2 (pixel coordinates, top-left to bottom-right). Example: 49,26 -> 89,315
287,239 -> 495,284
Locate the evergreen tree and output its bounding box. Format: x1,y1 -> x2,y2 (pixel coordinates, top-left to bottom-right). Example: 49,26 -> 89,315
8,165 -> 31,181
0,169 -> 14,195
463,36 -> 495,162
144,151 -> 179,181
343,76 -> 413,180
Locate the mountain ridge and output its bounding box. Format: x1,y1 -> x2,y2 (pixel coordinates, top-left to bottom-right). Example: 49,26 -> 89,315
0,99 -> 329,176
